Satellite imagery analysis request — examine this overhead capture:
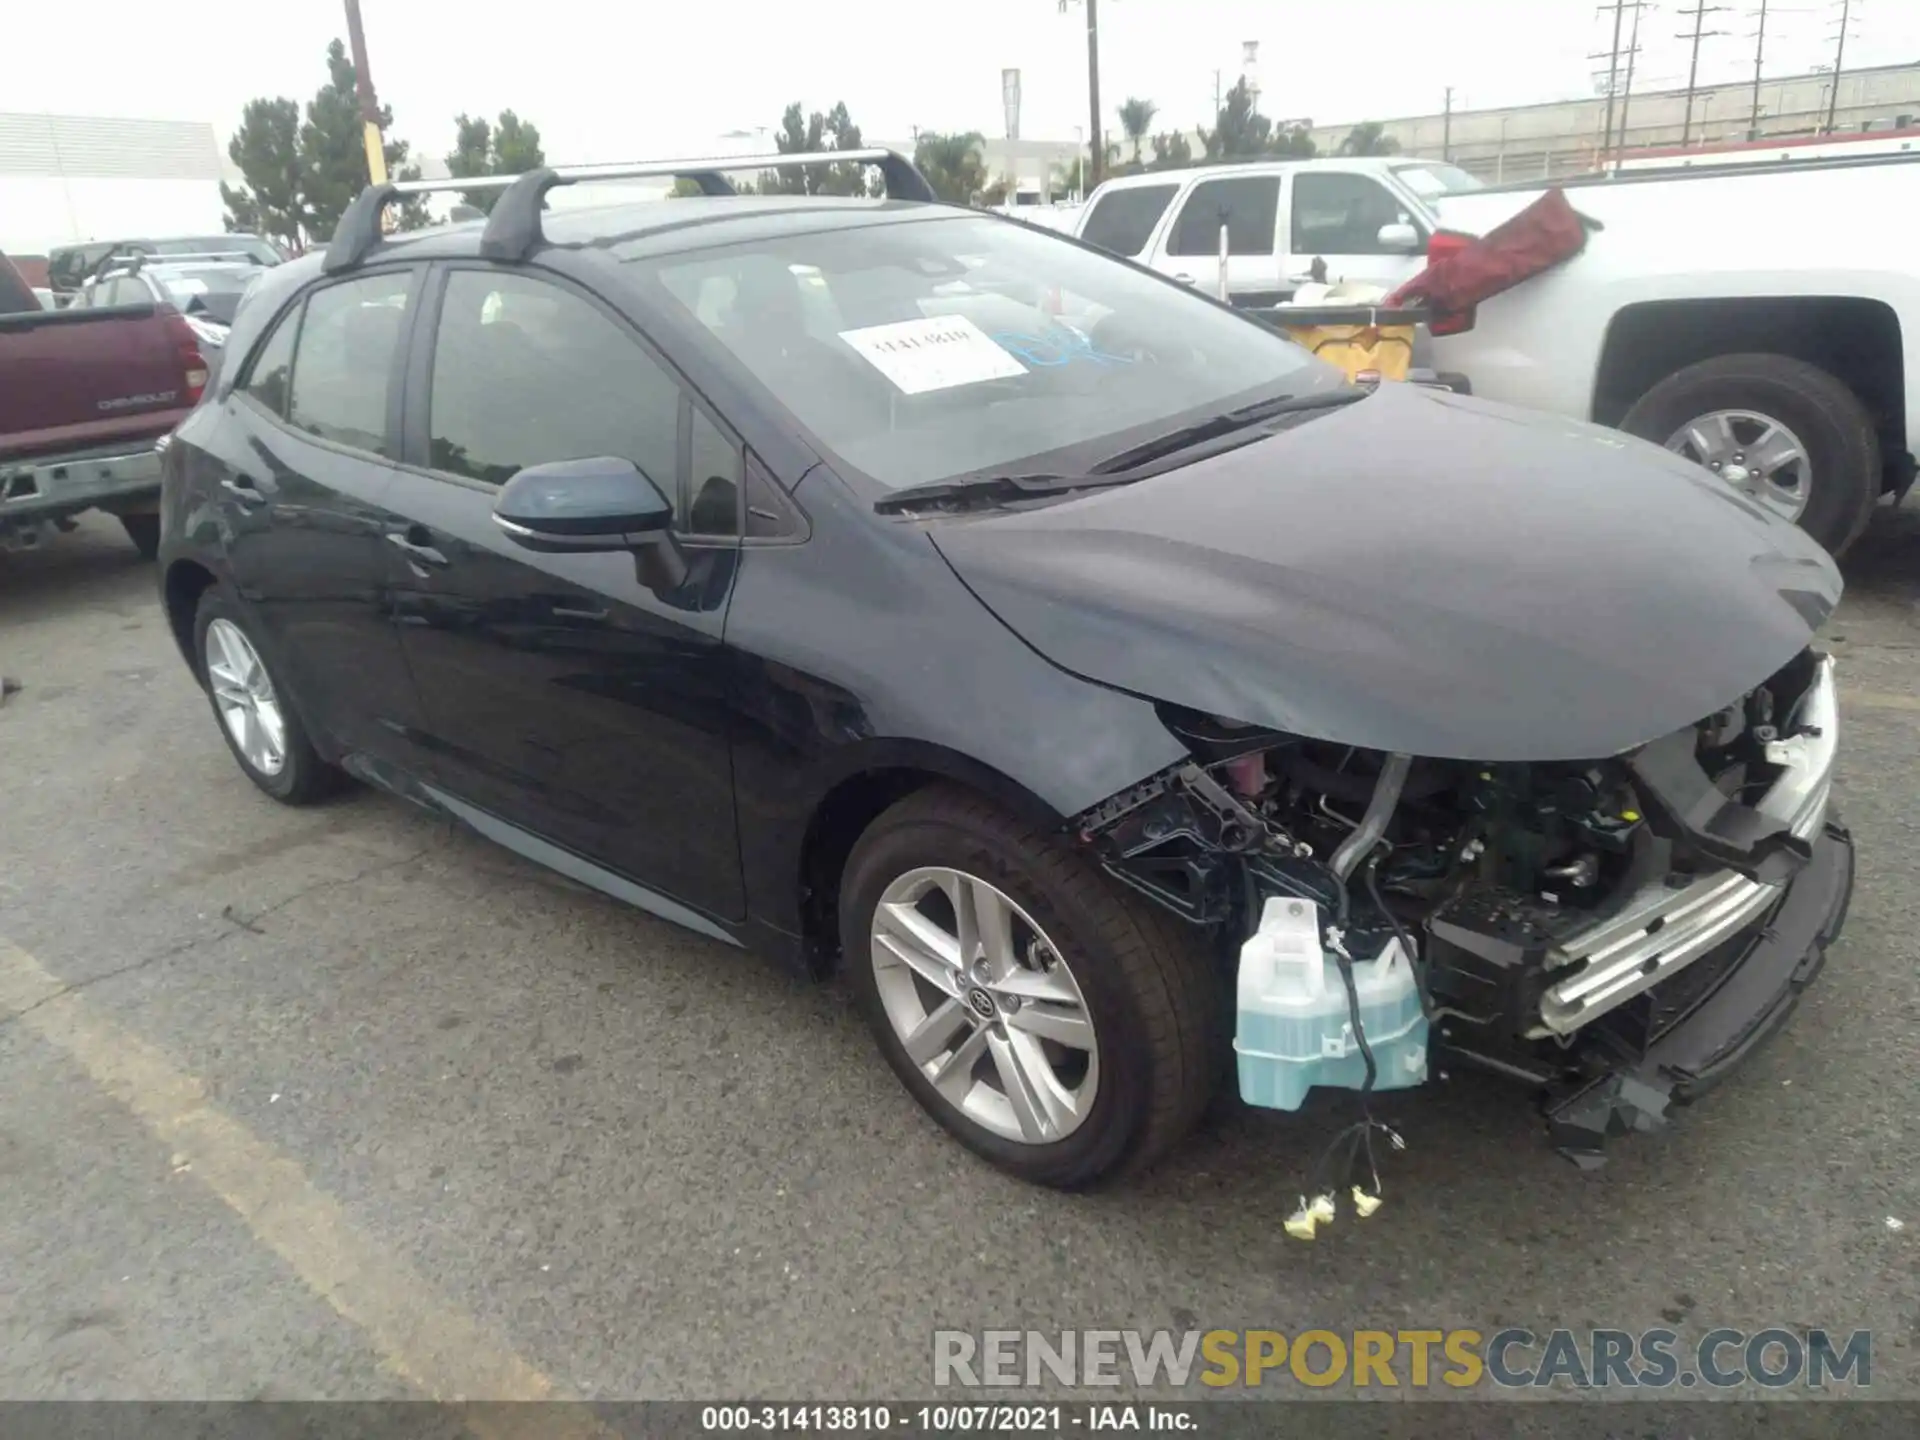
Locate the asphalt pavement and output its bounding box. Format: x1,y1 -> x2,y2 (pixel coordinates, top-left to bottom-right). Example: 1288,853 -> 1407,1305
2,507 -> 1918,1406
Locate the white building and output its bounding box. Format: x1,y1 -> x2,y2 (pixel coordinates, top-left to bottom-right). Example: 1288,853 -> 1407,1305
0,112 -> 227,260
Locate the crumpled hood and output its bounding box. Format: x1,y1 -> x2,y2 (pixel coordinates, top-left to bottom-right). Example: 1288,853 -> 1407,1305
930,383 -> 1840,762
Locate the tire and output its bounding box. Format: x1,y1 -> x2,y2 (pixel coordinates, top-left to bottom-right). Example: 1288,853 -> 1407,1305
1620,353 -> 1881,558
841,784 -> 1224,1189
119,512 -> 160,560
192,585 -> 343,805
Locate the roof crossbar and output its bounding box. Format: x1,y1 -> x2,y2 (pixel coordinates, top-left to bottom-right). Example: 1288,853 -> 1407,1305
322,148 -> 938,274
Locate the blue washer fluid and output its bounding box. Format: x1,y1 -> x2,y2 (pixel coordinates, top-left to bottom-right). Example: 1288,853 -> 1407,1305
1234,896 -> 1429,1112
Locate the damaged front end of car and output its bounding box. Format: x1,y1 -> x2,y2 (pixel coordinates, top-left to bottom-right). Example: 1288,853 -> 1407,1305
1069,647 -> 1852,1167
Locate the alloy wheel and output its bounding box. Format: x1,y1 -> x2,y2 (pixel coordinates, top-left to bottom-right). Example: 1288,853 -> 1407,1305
1664,409 -> 1813,523
205,618 -> 288,776
869,867 -> 1099,1145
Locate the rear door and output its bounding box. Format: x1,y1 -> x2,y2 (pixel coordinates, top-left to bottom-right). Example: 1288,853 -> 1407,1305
381,262 -> 747,920
1146,171 -> 1285,301
1282,169 -> 1429,292
190,267 -> 433,773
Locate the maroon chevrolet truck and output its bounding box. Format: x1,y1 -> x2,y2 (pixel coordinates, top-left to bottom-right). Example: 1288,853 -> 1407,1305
1,249 -> 204,557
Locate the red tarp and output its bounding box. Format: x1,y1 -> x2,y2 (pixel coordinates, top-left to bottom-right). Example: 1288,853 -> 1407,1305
1385,188 -> 1596,315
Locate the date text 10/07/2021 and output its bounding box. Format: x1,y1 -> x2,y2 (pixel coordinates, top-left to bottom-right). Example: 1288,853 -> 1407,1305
700,1405 -> 1193,1433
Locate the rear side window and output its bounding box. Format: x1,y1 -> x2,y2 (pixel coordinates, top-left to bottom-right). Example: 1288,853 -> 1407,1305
1166,175 -> 1282,257
240,307 -> 299,418
287,271 -> 415,457
1079,184 -> 1177,257
427,270 -> 683,516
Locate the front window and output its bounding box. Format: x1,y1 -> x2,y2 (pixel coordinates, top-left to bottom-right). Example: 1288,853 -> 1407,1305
634,215 -> 1331,493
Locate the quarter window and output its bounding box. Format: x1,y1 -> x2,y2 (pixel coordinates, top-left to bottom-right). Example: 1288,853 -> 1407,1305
240,307 -> 299,418
1166,175 -> 1282,257
287,271 -> 414,457
428,271 -> 686,524
685,404 -> 741,538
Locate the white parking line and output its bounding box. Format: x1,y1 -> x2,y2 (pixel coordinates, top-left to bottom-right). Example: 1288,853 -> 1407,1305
0,935 -> 611,1429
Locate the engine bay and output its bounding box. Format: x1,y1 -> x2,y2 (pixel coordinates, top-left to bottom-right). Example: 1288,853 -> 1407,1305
1071,647 -> 1835,1169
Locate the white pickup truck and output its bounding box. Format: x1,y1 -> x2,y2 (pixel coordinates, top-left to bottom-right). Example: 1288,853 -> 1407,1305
1074,153 -> 1920,555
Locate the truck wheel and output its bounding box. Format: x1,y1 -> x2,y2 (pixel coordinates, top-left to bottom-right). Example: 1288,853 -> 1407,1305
1621,353 -> 1880,557
120,513 -> 161,561
841,784 -> 1224,1190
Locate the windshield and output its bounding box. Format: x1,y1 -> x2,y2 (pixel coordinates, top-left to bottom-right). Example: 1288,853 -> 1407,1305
1391,162 -> 1485,198
153,267 -> 257,309
633,214 -> 1333,492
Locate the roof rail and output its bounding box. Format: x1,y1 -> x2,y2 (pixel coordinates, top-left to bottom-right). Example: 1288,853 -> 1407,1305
322,147 -> 938,274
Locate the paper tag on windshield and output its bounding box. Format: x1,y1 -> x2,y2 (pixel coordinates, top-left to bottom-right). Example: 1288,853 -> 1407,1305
838,315 -> 1026,395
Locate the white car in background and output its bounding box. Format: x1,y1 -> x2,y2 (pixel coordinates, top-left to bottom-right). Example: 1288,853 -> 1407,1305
1075,152 -> 1920,555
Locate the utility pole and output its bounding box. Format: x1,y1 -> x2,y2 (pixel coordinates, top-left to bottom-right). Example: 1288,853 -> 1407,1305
1748,0 -> 1769,139
1825,0 -> 1856,133
1676,4 -> 1731,145
1592,0 -> 1629,171
1443,86 -> 1454,161
1615,0 -> 1647,165
1059,0 -> 1104,193
343,0 -> 387,186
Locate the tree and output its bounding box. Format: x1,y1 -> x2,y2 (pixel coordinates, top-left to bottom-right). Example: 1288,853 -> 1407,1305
978,175 -> 1011,207
1118,97 -> 1158,164
446,108 -> 547,214
913,131 -> 987,204
667,176 -> 706,198
220,38 -> 434,248
1338,121 -> 1399,156
223,97 -> 308,249
1201,77 -> 1272,160
759,100 -> 880,197
1149,130 -> 1193,170
1270,122 -> 1318,159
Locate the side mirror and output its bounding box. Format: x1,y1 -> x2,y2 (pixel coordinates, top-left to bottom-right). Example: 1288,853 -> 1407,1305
493,457 -> 672,551
1376,221 -> 1422,254
494,457 -> 689,592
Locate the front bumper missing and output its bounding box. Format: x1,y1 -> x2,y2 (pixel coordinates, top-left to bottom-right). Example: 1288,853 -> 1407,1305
1537,815 -> 1852,1167
1536,655 -> 1839,1036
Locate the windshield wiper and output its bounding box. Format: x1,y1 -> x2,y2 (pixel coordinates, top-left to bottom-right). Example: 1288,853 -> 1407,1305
1087,387 -> 1368,475
873,472 -> 1118,516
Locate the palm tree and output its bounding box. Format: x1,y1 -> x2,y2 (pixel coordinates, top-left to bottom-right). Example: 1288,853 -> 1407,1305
1118,97 -> 1158,164
913,132 -> 988,205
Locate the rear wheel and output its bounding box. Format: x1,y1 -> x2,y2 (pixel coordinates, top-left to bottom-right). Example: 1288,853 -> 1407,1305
841,785 -> 1224,1189
119,512 -> 160,560
1620,353 -> 1880,557
193,587 -> 343,805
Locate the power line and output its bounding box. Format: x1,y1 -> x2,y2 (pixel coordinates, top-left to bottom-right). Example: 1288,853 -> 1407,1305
1589,1 -> 1649,170
1675,4 -> 1731,145
1825,0 -> 1861,132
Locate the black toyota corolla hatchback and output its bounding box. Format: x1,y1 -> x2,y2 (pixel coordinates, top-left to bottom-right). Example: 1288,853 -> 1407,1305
159,155 -> 1852,1191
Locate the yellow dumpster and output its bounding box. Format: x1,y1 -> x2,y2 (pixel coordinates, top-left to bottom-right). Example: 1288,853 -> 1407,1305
1270,304 -> 1423,385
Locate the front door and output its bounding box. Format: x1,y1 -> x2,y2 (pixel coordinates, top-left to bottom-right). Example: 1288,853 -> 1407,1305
194,267 -> 431,771
1283,170 -> 1429,294
1149,171 -> 1285,303
384,264 -> 746,921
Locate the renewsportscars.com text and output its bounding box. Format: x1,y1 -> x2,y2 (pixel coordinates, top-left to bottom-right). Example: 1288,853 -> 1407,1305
932,1327 -> 1872,1390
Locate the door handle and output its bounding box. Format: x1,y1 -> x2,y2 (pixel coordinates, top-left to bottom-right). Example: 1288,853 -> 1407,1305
386,526 -> 449,568
1173,273 -> 1197,286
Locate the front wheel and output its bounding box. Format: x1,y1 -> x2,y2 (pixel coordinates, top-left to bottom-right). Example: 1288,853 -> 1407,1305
841,785 -> 1224,1189
1620,353 -> 1881,557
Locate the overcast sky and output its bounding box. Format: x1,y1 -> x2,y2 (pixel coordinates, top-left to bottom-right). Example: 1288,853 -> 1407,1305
16,0 -> 1920,164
